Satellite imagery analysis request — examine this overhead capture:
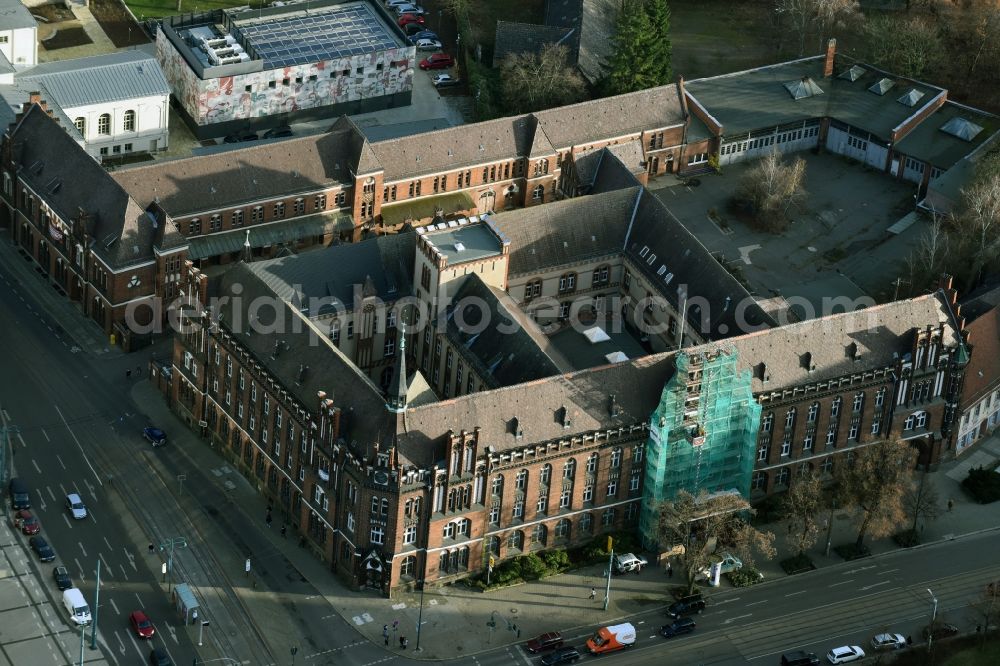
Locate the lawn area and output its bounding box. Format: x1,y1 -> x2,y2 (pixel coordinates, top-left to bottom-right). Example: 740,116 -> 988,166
943,644 -> 1000,666
124,0 -> 263,21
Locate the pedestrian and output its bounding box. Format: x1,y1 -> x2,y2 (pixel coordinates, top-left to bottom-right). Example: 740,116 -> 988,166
977,624 -> 982,633
384,634 -> 389,646
126,368 -> 132,379
399,636 -> 407,649
265,513 -> 272,528
589,587 -> 596,600
281,525 -> 287,538
667,562 -> 673,578
947,498 -> 955,512
148,543 -> 154,555
906,635 -> 912,646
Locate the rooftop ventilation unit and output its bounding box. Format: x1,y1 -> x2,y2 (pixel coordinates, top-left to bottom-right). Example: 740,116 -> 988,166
454,242 -> 466,252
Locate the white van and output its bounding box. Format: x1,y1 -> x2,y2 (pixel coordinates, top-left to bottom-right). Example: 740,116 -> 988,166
63,588 -> 91,625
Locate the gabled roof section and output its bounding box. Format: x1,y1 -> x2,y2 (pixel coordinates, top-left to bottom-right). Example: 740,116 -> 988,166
111,128 -> 360,215
246,233 -> 415,312
444,273 -> 571,388
527,115 -> 556,158
868,77 -> 895,96
18,51 -> 170,108
330,115 -> 382,175
961,305 -> 1000,408
838,64 -> 866,81
533,84 -> 683,149
897,88 -> 924,107
784,77 -> 824,100
940,116 -> 985,141
494,187 -> 639,275
371,115 -> 533,182
213,263 -> 394,451
624,190 -> 775,340
8,105 -> 155,269
492,21 -> 576,67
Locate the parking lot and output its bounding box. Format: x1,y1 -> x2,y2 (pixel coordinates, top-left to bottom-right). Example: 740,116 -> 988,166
650,153 -> 930,314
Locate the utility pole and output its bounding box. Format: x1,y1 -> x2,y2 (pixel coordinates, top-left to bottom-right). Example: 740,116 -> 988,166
927,588 -> 938,652
415,580 -> 426,652
78,625 -> 85,666
89,559 -> 101,649
160,537 -> 188,594
892,277 -> 910,302
604,546 -> 614,611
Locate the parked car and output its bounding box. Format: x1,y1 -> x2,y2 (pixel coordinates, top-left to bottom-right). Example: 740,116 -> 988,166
433,74 -> 462,88
667,594 -> 705,618
540,647 -> 581,665
66,493 -> 87,520
397,13 -> 425,27
871,633 -> 906,650
420,53 -> 454,70
149,648 -> 172,666
263,125 -> 293,139
660,617 -> 696,638
393,4 -> 426,16
53,566 -> 73,591
407,30 -> 438,44
923,622 -> 959,641
143,427 -> 167,447
130,610 -> 155,639
404,22 -> 427,36
30,536 -> 56,562
525,632 -> 563,653
698,552 -> 745,578
415,38 -> 442,51
13,509 -> 40,535
826,645 -> 865,664
613,552 -> 648,574
385,0 -> 413,7
781,652 -> 820,666
223,130 -> 257,143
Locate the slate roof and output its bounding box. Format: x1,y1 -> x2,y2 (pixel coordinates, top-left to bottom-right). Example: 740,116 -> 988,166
494,186 -> 639,276
703,292 -> 959,394
396,353 -> 676,465
0,0 -> 37,31
492,21 -> 576,68
372,115 -> 533,182
245,233 -> 415,313
111,128 -> 360,215
626,188 -> 776,339
895,102 -> 999,170
19,51 -> 170,108
544,0 -> 583,62
533,84 -> 684,149
685,55 -> 943,141
8,106 -> 160,269
213,263 -> 395,452
578,0 -> 617,83
444,273 -> 571,389
959,285 -> 1000,407
590,146 -> 645,193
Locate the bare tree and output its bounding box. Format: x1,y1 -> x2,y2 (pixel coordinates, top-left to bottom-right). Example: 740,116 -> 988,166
969,583 -> 999,646
500,44 -> 586,114
902,469 -> 941,534
863,15 -> 943,79
774,0 -> 859,56
835,439 -> 918,550
954,169 -> 1000,288
905,211 -> 950,293
735,150 -> 807,232
780,472 -> 823,556
656,490 -> 775,595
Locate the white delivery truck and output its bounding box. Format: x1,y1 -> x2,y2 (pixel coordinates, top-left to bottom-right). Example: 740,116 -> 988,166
63,588 -> 91,625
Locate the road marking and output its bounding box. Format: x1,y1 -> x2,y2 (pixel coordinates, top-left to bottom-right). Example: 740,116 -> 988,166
746,600 -> 768,606
75,558 -> 84,581
723,613 -> 753,624
109,597 -> 120,615
42,429 -> 51,443
166,624 -> 178,644
123,548 -> 137,572
104,537 -> 113,551
119,564 -> 129,580
828,579 -> 855,587
79,542 -> 87,557
846,565 -> 877,575
1,409 -> 8,420
882,568 -> 899,574
101,554 -> 113,578
860,581 -> 894,591
62,515 -> 72,530
16,432 -> 26,448
46,486 -> 56,502
54,404 -> 103,487
31,459 -> 41,474
785,590 -> 808,597
738,244 -> 762,265
715,597 -> 741,604
55,454 -> 65,469
115,633 -> 126,655
135,592 -> 144,608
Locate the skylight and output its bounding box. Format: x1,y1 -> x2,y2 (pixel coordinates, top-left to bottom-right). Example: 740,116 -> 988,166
940,117 -> 984,142
783,77 -> 824,100
838,65 -> 866,82
897,89 -> 924,107
868,78 -> 894,96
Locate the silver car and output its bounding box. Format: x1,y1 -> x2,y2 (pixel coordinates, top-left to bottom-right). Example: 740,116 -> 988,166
871,633 -> 906,650
66,493 -> 87,520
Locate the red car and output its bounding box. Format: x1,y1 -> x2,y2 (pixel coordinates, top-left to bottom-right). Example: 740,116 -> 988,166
420,53 -> 454,70
526,631 -> 564,653
129,610 -> 155,639
397,13 -> 425,27
14,509 -> 40,535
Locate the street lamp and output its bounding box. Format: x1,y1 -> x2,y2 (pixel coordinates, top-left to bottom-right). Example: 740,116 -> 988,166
160,536 -> 188,593
415,580 -> 426,652
927,588 -> 938,651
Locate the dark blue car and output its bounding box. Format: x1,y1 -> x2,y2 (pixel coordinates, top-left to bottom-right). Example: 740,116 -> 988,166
30,536 -> 55,562
143,427 -> 166,447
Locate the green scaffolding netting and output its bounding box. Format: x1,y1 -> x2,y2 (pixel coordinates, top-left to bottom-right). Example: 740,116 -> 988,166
639,346 -> 761,549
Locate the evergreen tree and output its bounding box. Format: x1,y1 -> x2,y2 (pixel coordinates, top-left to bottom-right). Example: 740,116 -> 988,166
645,0 -> 673,85
604,0 -> 658,95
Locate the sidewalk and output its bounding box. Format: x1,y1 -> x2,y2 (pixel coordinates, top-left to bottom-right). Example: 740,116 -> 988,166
0,232 -> 118,358
130,371 -> 1000,661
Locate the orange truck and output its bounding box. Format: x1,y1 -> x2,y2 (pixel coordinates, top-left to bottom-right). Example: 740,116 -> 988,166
586,622 -> 636,654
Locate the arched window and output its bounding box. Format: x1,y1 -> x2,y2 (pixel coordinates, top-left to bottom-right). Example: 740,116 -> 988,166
563,459 -> 576,480
586,453 -> 598,473
531,184 -> 544,201
525,278 -> 542,300
400,555 -> 416,577
516,469 -> 528,489
486,535 -> 500,556
507,530 -> 524,550
73,117 -> 85,135
785,408 -> 796,429
491,475 -> 503,496
579,512 -> 593,533
751,471 -> 767,492
554,518 -> 571,540
558,272 -> 576,293
532,523 -> 547,547
761,412 -> 774,432
97,113 -> 111,135
610,448 -> 622,468
123,110 -> 136,132
592,264 -> 610,286
539,464 -> 552,485
807,402 -> 819,423
775,467 -> 790,487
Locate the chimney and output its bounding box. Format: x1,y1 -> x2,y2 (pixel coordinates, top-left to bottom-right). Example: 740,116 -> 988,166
824,38 -> 837,78
676,76 -> 689,120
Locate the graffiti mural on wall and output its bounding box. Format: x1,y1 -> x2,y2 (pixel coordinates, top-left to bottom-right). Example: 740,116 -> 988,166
157,32 -> 413,126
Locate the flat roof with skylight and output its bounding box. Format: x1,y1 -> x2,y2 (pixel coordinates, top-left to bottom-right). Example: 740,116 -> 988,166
418,217 -> 506,265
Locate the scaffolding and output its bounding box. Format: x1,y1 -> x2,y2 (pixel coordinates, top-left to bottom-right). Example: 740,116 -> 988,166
639,347 -> 761,549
